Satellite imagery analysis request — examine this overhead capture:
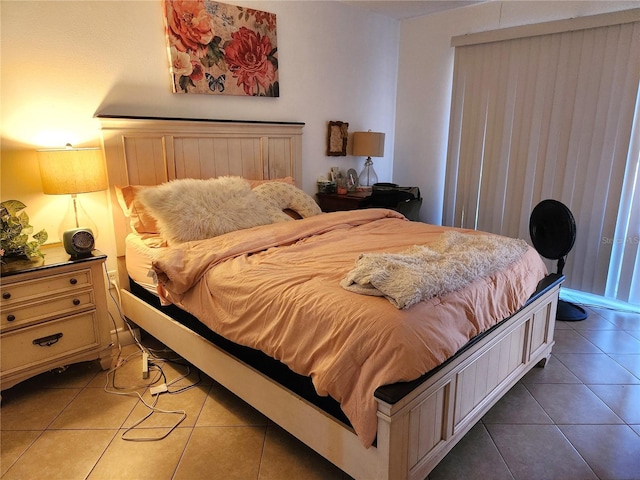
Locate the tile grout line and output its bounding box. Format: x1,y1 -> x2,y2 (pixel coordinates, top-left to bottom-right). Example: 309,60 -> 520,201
169,381 -> 213,480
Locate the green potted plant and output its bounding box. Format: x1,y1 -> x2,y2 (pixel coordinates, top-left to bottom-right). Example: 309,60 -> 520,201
1,200 -> 48,273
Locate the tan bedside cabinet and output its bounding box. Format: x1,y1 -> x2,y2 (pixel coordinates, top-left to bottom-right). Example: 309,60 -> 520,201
0,246 -> 113,390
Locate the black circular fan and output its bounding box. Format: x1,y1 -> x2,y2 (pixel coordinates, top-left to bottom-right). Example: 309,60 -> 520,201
529,199 -> 588,321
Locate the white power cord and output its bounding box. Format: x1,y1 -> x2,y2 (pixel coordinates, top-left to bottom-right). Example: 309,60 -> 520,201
101,264 -> 195,442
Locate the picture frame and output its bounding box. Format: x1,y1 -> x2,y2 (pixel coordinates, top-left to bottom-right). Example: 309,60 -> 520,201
327,121 -> 349,156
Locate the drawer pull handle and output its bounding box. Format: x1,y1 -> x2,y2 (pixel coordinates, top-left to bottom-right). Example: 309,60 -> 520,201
33,333 -> 63,347
73,298 -> 81,306
70,278 -> 78,285
7,314 -> 16,322
2,292 -> 10,300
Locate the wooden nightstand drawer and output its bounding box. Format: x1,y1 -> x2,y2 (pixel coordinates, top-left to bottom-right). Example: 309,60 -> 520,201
0,311 -> 99,375
1,269 -> 93,307
316,192 -> 370,212
1,290 -> 95,332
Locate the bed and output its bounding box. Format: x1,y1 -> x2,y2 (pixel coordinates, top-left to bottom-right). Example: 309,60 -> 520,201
99,115 -> 562,480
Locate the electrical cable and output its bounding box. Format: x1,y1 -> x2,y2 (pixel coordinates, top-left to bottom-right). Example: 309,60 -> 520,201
101,264 -> 198,441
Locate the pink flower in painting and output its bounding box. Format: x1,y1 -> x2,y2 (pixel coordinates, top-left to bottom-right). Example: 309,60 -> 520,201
224,27 -> 275,95
164,0 -> 214,54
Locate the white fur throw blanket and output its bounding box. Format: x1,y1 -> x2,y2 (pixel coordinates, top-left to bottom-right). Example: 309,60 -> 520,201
341,231 -> 530,309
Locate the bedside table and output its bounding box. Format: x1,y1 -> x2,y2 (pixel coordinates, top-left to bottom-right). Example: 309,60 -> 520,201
0,246 -> 113,390
316,191 -> 371,212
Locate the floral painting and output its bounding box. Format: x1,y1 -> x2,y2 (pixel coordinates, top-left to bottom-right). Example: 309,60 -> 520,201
163,0 -> 278,97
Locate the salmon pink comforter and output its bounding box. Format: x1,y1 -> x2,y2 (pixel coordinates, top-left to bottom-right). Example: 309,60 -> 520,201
151,209 -> 547,446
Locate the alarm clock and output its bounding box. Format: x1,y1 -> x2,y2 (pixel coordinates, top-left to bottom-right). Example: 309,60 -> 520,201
63,228 -> 95,258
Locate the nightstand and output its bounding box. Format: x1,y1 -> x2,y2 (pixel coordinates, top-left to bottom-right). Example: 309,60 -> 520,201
0,246 -> 112,390
316,191 -> 371,212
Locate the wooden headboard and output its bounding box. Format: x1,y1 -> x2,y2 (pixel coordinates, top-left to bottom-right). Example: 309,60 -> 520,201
99,116 -> 304,282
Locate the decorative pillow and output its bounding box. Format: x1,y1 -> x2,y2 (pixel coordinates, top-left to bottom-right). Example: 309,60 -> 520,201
137,176 -> 274,244
115,185 -> 159,235
253,182 -> 322,222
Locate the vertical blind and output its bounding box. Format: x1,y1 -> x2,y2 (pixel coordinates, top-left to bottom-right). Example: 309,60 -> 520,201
443,11 -> 640,304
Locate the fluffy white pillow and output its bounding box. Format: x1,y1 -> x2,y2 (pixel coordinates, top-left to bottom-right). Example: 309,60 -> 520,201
138,177 -> 273,244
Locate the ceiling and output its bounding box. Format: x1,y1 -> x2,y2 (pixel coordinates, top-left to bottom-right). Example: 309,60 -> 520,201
343,1 -> 486,20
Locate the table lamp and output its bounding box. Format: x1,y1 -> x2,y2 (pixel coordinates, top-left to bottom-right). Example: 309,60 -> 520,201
352,131 -> 385,188
38,144 -> 108,239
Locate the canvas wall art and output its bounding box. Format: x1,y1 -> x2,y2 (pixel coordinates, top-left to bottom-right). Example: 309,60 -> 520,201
163,0 -> 278,97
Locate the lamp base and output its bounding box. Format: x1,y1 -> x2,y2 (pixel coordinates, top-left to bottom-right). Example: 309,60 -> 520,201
358,158 -> 378,188
57,194 -> 98,240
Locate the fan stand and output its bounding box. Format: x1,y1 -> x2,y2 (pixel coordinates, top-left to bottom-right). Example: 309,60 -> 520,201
555,257 -> 588,322
556,300 -> 588,321
530,199 -> 589,322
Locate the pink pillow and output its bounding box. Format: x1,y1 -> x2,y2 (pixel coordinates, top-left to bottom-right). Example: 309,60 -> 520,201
115,185 -> 160,235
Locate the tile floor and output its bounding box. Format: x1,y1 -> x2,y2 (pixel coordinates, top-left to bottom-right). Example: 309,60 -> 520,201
1,295 -> 639,480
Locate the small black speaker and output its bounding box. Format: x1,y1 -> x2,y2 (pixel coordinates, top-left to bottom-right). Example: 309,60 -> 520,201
63,228 -> 95,258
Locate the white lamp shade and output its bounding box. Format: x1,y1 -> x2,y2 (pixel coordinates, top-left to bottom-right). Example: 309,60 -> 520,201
38,146 -> 108,195
352,132 -> 385,157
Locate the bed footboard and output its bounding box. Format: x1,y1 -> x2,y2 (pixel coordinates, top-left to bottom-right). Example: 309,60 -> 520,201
120,278 -> 560,480
375,280 -> 560,480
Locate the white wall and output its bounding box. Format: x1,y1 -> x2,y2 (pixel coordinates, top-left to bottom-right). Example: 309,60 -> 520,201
0,0 -> 400,269
394,0 -> 639,224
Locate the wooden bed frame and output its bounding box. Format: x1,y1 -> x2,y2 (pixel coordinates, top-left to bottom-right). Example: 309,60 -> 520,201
99,116 -> 561,480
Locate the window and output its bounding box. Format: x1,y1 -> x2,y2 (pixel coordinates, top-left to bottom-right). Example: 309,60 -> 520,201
443,10 -> 640,306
